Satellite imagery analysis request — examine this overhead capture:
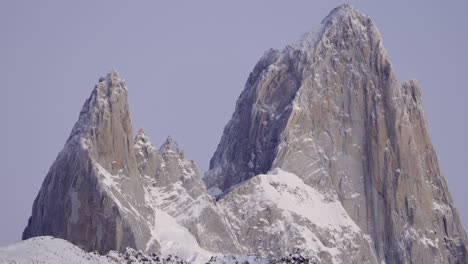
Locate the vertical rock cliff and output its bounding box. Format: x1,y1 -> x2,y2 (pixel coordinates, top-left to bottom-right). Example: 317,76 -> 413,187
205,4 -> 467,264
23,70 -> 152,253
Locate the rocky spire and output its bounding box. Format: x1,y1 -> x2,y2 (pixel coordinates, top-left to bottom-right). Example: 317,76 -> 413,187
205,4 -> 467,263
23,70 -> 151,254
69,69 -> 139,178
159,135 -> 182,155
134,128 -> 162,180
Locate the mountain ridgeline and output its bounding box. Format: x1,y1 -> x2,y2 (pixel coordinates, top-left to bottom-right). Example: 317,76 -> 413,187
21,4 -> 467,264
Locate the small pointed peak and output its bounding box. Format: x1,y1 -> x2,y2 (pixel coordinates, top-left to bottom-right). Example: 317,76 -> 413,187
135,128 -> 146,141
98,68 -> 119,81
108,68 -> 120,77
336,3 -> 354,11
135,127 -> 151,144
68,70 -> 129,142
97,68 -> 126,91
106,68 -> 121,80
163,135 -> 178,148
160,135 -> 181,154
331,3 -> 359,15
137,127 -> 146,136
134,128 -> 157,155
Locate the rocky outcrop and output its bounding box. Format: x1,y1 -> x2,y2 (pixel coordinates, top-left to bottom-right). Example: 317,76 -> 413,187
206,4 -> 468,264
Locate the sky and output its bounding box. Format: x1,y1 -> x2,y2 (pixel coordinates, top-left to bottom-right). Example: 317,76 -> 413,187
0,1 -> 467,246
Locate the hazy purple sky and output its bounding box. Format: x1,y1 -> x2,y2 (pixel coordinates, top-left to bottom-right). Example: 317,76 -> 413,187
1,1 -> 467,246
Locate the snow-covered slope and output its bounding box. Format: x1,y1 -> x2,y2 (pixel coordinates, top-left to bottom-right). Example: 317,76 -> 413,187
0,236 -> 190,264
218,168 -> 377,263
0,237 -> 111,264
0,237 -> 331,264
135,129 -> 244,263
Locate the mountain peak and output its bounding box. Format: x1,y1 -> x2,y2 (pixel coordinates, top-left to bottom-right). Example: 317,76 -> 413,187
334,3 -> 356,12
96,69 -> 127,94
98,68 -> 122,81
135,127 -> 147,140
137,127 -> 145,136
23,69 -> 148,254
288,4 -> 376,57
323,3 -> 366,22
319,3 -> 376,37
159,135 -> 181,154
135,128 -> 152,146
107,68 -> 120,78
205,4 -> 467,263
68,70 -> 131,144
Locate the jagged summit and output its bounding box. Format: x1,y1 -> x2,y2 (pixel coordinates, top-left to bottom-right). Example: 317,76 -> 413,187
135,128 -> 151,143
98,68 -> 125,86
23,69 -> 150,254
159,135 -> 181,154
134,128 -> 157,159
136,127 -> 146,137
68,68 -> 129,143
322,3 -> 366,21
289,4 -> 369,51
135,131 -> 182,157
286,3 -> 379,55
205,3 -> 388,194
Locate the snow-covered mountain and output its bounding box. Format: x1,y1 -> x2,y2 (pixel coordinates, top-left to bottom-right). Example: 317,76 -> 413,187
0,236 -> 330,264
22,69 -> 153,254
4,4 -> 466,264
205,4 -> 468,263
134,128 -> 243,262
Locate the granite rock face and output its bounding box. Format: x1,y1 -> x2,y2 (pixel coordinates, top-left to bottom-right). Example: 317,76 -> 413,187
23,70 -> 152,253
206,4 -> 468,264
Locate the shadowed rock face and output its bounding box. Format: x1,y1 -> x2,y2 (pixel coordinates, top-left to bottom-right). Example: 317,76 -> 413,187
205,4 -> 467,264
22,70 -> 152,254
